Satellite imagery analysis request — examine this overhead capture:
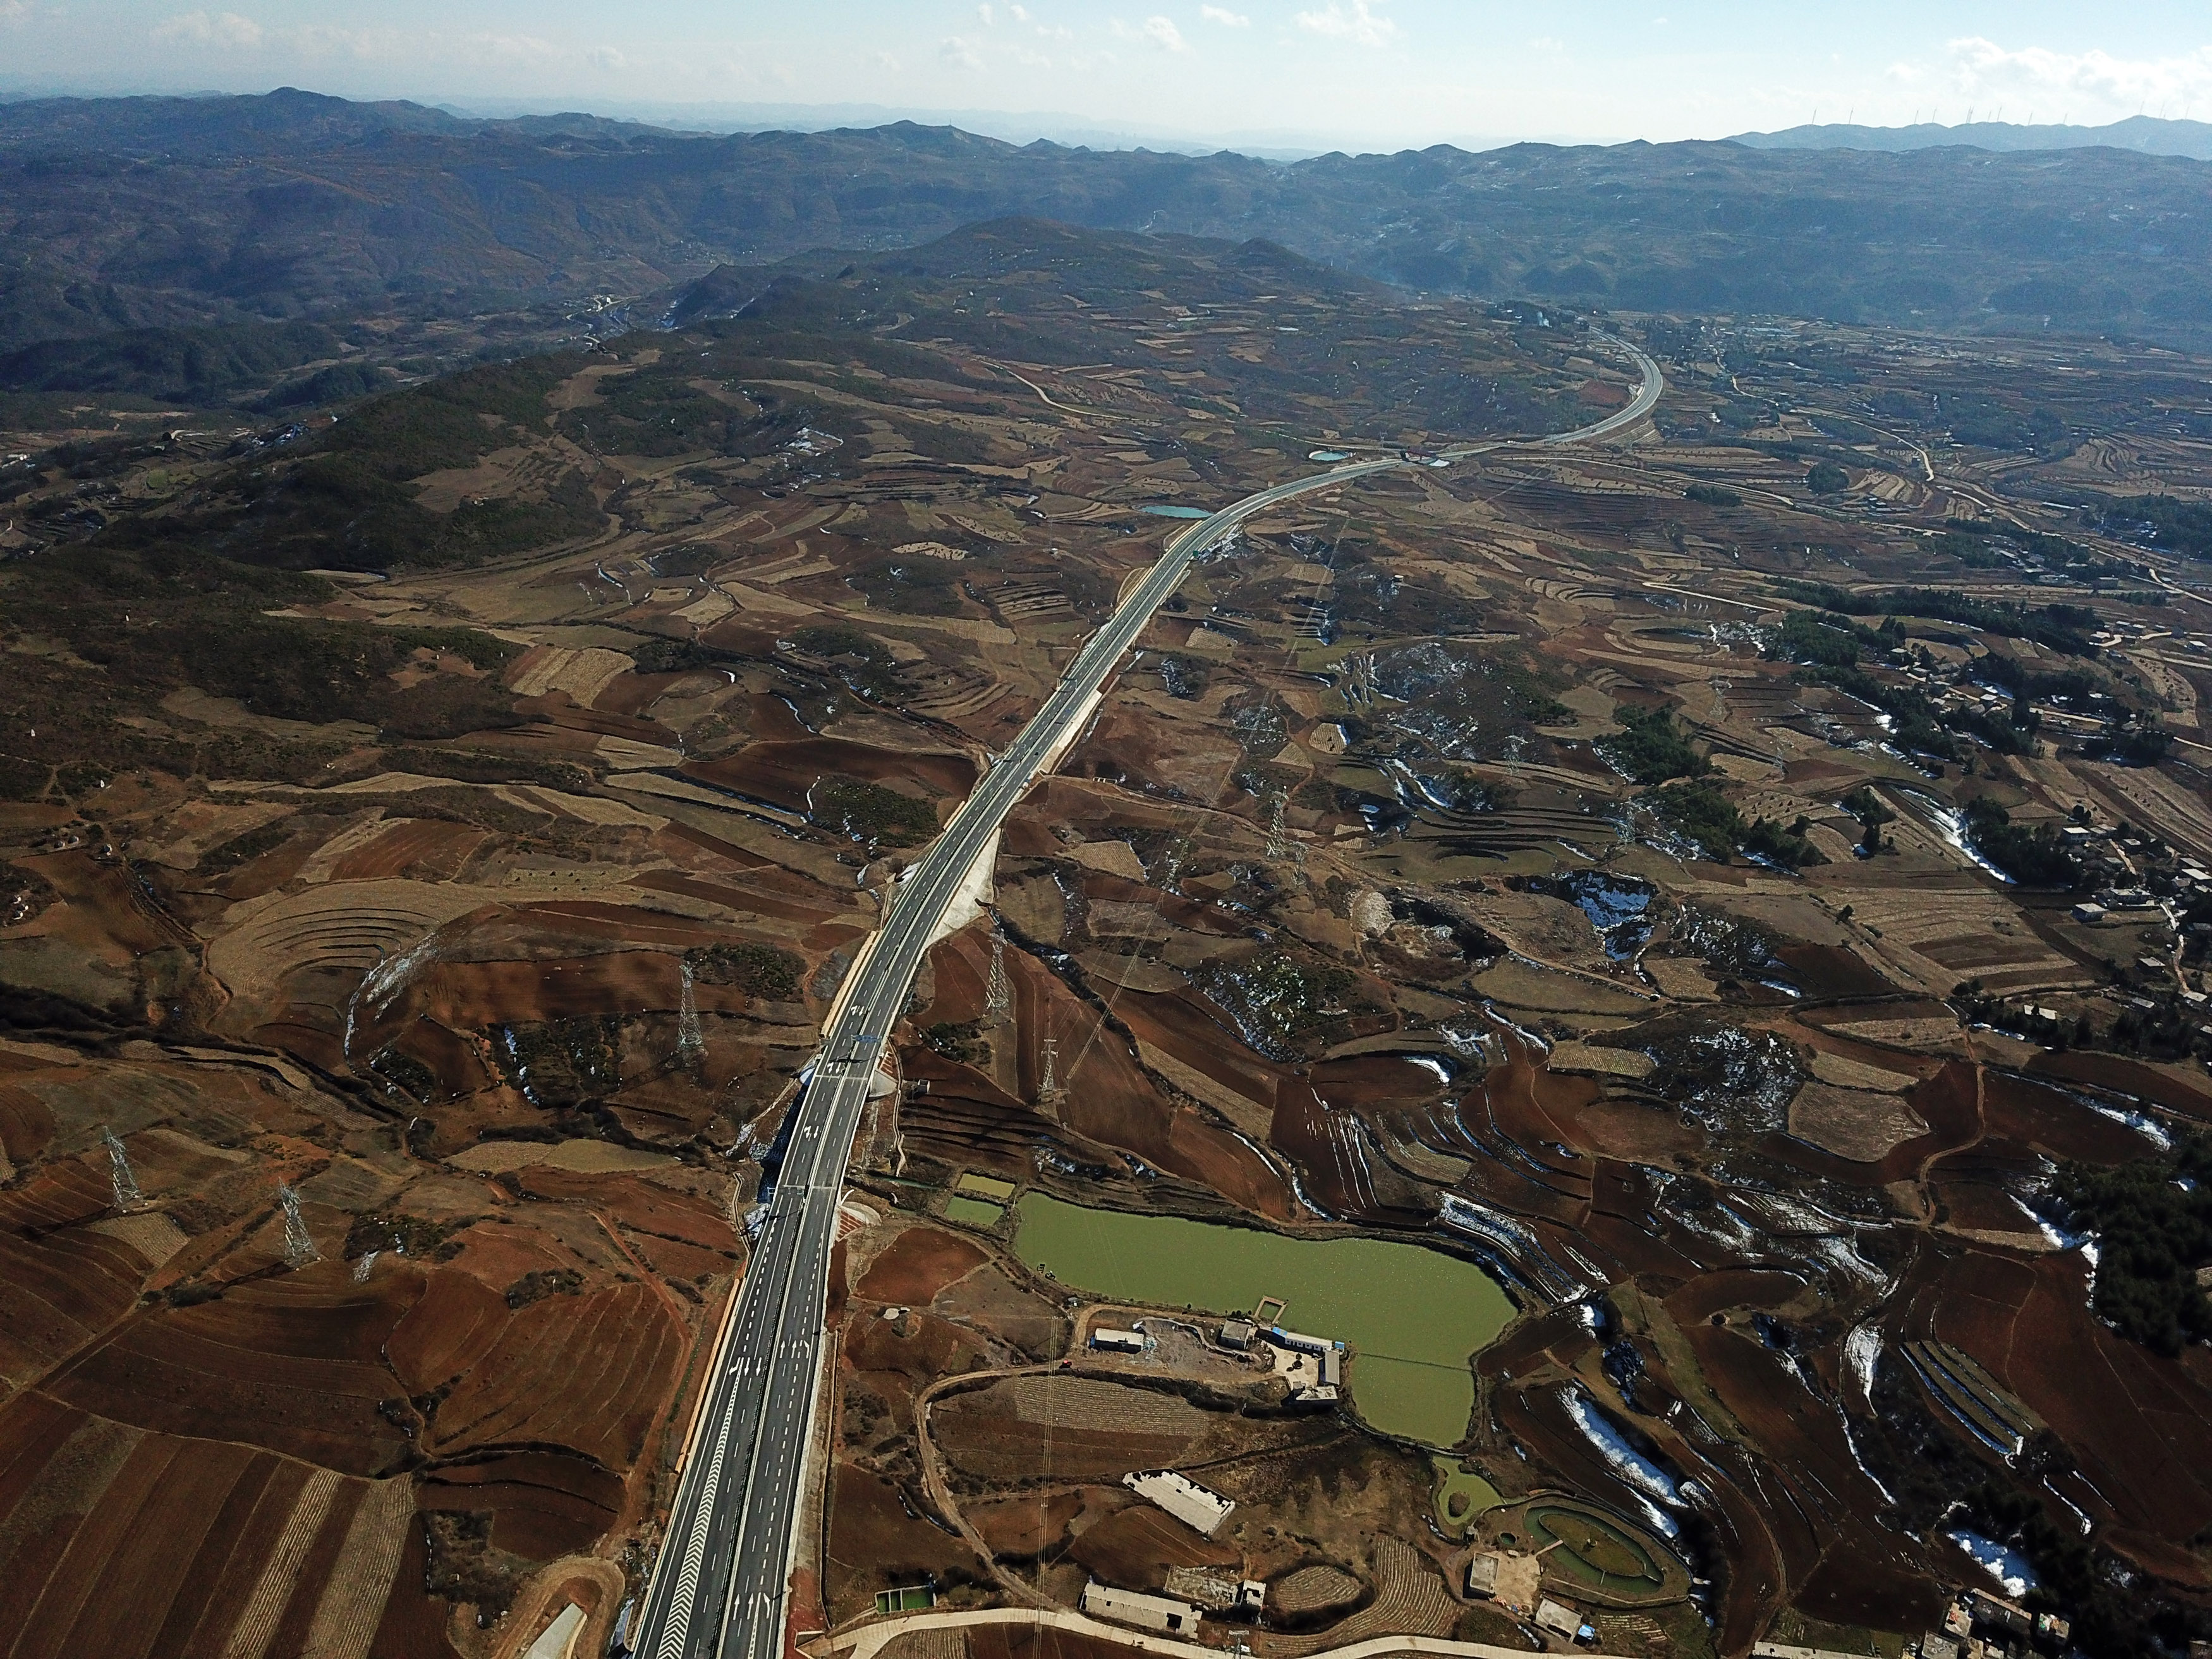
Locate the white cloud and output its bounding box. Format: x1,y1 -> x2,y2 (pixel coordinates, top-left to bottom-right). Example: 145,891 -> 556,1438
1009,3 -> 1030,20
473,32 -> 560,64
976,3 -> 993,23
1201,4 -> 1251,24
152,9 -> 264,47
584,44 -> 625,71
1947,37 -> 2212,119
1528,35 -> 1562,52
1112,15 -> 1186,51
1295,1 -> 1395,48
940,33 -> 983,70
874,50 -> 900,70
0,0 -> 32,26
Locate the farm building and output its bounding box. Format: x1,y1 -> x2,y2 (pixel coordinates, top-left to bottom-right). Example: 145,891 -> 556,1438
1090,1328 -> 1146,1353
1082,1582 -> 1202,1634
1536,1598 -> 1594,1643
1123,1469 -> 1235,1535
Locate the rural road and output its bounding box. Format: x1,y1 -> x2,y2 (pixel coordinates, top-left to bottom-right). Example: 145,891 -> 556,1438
629,344 -> 1663,1659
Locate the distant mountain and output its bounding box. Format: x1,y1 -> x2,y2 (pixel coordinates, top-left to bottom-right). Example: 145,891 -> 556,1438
3,90 -> 2211,376
1733,114 -> 2212,162
0,86 -> 475,155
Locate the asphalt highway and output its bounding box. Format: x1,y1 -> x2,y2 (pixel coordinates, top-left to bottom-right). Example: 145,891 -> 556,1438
630,341 -> 1663,1659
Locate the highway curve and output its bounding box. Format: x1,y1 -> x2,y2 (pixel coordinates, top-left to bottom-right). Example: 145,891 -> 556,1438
631,343 -> 1662,1659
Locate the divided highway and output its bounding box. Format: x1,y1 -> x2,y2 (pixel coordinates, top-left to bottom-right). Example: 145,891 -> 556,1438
631,346 -> 1661,1659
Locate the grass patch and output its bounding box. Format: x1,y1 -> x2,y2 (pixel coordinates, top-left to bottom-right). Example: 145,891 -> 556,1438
688,942 -> 805,1000
1598,703 -> 1707,784
812,779 -> 937,849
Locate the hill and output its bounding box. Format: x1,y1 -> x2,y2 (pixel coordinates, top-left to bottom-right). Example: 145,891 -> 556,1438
1733,113 -> 2212,161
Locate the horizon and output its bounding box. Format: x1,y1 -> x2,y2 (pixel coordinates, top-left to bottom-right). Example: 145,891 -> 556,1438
0,1 -> 2207,154
3,81 -> 2210,164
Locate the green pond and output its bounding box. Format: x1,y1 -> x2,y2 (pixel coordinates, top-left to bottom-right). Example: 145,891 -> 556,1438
944,1195 -> 1006,1229
1012,1193 -> 1514,1447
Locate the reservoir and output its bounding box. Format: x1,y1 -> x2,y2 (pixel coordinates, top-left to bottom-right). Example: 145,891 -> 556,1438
1139,504 -> 1213,519
1013,1193 -> 1514,1447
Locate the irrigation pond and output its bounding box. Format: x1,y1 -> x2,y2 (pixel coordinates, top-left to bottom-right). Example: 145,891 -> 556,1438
1012,1193 -> 1514,1446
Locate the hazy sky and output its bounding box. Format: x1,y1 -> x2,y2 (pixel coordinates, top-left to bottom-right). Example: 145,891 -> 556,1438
4,1 -> 2210,149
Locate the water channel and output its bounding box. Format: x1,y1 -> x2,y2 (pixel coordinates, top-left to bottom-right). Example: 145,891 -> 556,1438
1012,1193 -> 1514,1447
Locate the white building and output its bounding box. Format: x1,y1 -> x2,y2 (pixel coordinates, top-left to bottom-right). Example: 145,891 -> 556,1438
1122,1469 -> 1234,1536
1090,1328 -> 1146,1353
1081,1582 -> 1202,1634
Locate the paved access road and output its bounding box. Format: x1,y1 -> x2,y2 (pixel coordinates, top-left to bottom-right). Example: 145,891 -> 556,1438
631,342 -> 1663,1659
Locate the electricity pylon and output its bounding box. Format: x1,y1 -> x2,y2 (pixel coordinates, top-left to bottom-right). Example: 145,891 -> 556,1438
277,1182 -> 319,1269
102,1126 -> 142,1212
676,957 -> 704,1062
985,927 -> 1012,1026
1038,1036 -> 1060,1112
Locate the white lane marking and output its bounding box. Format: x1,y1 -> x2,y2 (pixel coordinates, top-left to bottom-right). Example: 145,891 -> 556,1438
654,1361 -> 748,1658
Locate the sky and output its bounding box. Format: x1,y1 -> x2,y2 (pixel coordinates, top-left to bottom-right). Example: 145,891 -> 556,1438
2,1 -> 2210,152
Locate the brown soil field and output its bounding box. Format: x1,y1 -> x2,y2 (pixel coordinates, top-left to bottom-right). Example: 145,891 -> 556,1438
2027,1050 -> 2212,1123
392,1269 -> 684,1469
0,1162 -> 157,1389
854,1225 -> 988,1304
0,1398 -> 428,1659
964,1622 -> 1135,1659
933,1267 -> 1066,1360
47,1263 -> 426,1476
417,1449 -> 625,1560
1979,1073 -> 2166,1164
997,1375 -> 1211,1436
1066,1502 -> 1239,1586
1007,962 -> 1299,1222
514,1166 -> 738,1250
931,1408 -> 1194,1483
327,818 -> 490,882
846,1309 -> 994,1416
398,951 -> 710,1032
966,1488 -> 1088,1560
1271,1081 -> 1431,1224
825,1464 -> 992,1622
1679,1318 -> 1938,1631
1905,1246 -> 2212,1555
1786,1081 -> 1926,1163
684,738 -> 976,816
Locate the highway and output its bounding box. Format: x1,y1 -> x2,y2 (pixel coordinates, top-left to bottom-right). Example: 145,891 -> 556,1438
1543,333 -> 1664,445
630,346 -> 1662,1659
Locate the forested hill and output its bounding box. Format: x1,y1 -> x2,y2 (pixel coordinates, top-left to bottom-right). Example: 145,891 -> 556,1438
4,88 -> 2211,363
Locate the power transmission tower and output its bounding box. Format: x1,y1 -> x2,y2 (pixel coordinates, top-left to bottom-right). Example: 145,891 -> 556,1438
277,1182 -> 319,1269
102,1125 -> 142,1212
676,957 -> 704,1062
1038,1036 -> 1060,1113
985,927 -> 1012,1026
1265,791 -> 1291,863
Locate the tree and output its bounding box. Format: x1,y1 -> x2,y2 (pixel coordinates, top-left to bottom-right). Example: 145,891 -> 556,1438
1806,461 -> 1850,495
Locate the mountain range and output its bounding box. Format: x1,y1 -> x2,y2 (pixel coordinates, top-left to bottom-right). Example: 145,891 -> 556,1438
3,88 -> 2209,392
